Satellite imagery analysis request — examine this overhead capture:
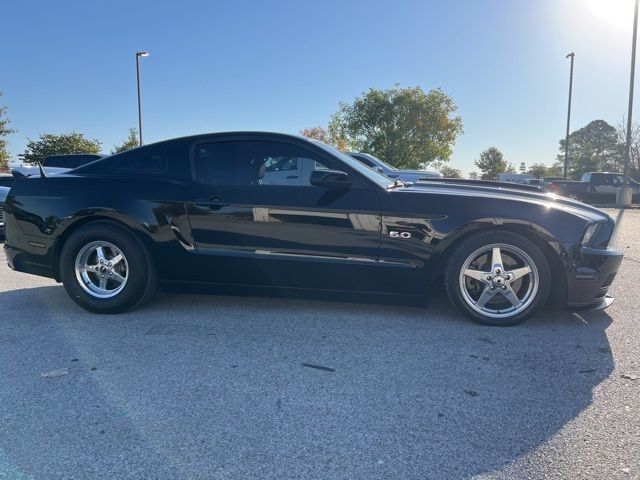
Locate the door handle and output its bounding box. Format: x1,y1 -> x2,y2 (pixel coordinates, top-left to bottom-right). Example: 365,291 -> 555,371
195,197 -> 230,208
286,175 -> 299,179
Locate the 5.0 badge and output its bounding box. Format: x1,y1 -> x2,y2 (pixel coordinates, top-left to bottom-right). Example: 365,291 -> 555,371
389,231 -> 412,239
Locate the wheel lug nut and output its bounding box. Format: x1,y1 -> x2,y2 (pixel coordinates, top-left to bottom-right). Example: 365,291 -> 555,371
502,286 -> 507,290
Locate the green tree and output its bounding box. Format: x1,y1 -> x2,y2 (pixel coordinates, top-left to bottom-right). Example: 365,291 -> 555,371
557,120 -> 621,179
299,126 -> 347,151
527,162 -> 561,178
328,85 -> 463,169
112,128 -> 140,154
527,163 -> 551,178
475,147 -> 512,180
616,118 -> 640,181
0,92 -> 16,172
438,165 -> 462,178
19,132 -> 102,165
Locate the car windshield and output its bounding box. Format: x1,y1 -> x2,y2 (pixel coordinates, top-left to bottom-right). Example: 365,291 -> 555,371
312,141 -> 394,187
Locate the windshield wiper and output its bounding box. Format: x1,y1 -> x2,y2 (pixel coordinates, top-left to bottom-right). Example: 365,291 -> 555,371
387,179 -> 413,189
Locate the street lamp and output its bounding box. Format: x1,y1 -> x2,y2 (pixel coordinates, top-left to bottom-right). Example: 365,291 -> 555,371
136,51 -> 150,146
619,0 -> 639,206
564,52 -> 575,180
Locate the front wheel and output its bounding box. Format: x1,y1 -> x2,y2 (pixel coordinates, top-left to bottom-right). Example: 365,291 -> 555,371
444,230 -> 551,326
59,222 -> 158,313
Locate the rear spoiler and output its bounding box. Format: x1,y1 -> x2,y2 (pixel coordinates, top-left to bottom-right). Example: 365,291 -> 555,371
416,178 -> 543,192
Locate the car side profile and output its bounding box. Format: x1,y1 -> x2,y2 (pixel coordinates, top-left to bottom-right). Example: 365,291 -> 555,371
4,132 -> 623,325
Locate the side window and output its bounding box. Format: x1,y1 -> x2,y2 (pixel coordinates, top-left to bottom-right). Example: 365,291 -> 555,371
195,140 -> 344,187
612,175 -> 624,186
109,150 -> 167,175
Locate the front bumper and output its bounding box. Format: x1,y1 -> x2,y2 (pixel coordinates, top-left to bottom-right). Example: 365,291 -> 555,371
566,246 -> 623,310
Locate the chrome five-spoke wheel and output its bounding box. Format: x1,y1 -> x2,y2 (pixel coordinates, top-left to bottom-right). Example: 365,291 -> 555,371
74,241 -> 129,299
458,243 -> 539,320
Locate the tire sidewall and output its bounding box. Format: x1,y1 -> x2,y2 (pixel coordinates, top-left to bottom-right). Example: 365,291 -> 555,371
59,223 -> 149,314
445,230 -> 551,326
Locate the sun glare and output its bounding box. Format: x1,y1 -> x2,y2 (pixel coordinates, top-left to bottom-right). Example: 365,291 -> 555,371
588,0 -> 634,28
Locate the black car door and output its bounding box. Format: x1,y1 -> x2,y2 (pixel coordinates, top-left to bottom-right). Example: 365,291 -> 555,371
184,136 -> 384,291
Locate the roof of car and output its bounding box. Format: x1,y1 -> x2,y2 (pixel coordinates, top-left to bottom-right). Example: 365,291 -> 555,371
45,154 -> 105,158
150,131 -> 311,146
105,132 -> 317,157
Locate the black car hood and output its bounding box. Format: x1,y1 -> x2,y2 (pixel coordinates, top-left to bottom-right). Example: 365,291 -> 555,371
403,181 -> 610,222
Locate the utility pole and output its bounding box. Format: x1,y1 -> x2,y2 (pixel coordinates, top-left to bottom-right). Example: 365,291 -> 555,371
624,0 -> 639,189
564,52 -> 575,179
136,51 -> 150,145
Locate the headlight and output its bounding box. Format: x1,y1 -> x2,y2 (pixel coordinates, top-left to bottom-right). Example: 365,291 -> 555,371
582,223 -> 600,244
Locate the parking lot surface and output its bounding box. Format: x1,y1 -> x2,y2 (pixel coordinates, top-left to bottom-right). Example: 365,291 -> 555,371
0,208 -> 639,479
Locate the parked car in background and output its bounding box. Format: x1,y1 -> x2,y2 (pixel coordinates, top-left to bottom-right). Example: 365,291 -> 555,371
12,154 -> 105,178
496,173 -> 534,184
541,177 -> 565,191
347,152 -> 442,182
4,132 -> 622,326
523,178 -> 541,186
0,186 -> 8,237
547,172 -> 640,203
12,165 -> 70,178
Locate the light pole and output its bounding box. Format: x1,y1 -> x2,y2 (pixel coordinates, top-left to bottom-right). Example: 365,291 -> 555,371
564,52 -> 575,180
620,0 -> 639,206
136,51 -> 150,146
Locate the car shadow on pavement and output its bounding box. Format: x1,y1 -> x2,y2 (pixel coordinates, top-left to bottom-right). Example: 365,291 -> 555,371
0,284 -> 615,479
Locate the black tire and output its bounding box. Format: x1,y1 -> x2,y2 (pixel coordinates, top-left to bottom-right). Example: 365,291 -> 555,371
59,221 -> 158,314
444,230 -> 551,326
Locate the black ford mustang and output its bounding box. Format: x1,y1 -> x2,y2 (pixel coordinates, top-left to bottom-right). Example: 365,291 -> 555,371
3,132 -> 623,325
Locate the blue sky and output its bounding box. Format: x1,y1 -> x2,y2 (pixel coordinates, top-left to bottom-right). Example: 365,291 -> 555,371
1,0 -> 637,174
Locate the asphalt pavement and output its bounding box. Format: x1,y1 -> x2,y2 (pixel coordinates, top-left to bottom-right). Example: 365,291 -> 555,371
0,208 -> 638,479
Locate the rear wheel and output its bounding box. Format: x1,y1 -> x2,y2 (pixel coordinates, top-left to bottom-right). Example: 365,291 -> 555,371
444,230 -> 551,326
59,222 -> 158,313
